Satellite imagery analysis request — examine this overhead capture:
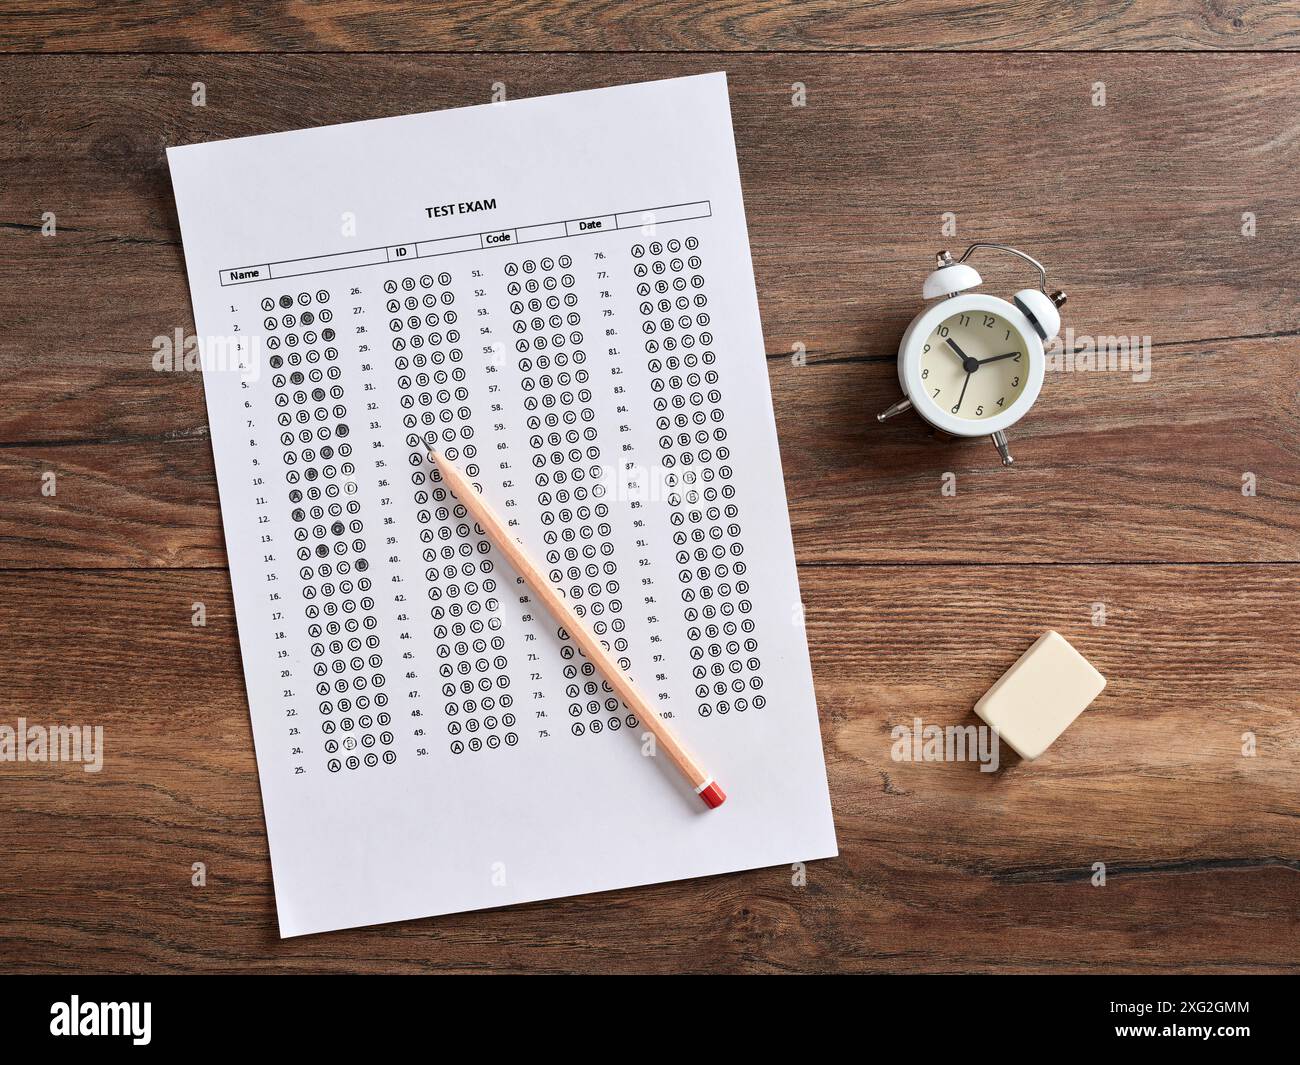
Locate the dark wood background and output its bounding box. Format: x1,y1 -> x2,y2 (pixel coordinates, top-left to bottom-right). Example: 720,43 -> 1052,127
1,3 -> 1296,973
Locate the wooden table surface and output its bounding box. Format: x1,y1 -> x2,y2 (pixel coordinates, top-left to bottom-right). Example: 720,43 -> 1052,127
2,3 -> 1297,974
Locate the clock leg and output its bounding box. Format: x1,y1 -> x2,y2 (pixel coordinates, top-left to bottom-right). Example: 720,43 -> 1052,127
876,398 -> 913,422
991,430 -> 1014,466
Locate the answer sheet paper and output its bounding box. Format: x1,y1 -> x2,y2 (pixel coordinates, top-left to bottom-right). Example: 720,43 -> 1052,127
168,73 -> 836,937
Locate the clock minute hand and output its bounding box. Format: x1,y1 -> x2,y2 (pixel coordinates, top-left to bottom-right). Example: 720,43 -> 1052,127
977,352 -> 1021,365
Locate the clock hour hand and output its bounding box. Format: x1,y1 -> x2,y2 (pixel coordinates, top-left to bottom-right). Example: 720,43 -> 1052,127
945,337 -> 980,374
977,351 -> 1021,365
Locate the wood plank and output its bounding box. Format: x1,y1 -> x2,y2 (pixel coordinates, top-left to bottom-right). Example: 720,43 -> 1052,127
0,431 -> 220,569
3,53 -> 1297,392
781,332 -> 1300,564
2,331 -> 1296,569
2,1 -> 1297,53
0,565 -> 1294,973
0,55 -> 1295,568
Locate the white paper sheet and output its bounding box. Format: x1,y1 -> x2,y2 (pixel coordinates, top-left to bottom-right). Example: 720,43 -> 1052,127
168,73 -> 836,937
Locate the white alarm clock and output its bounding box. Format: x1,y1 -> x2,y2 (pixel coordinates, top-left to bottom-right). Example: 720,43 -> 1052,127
877,243 -> 1067,466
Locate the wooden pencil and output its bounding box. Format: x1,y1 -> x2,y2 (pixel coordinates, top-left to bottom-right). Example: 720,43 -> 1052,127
428,449 -> 726,809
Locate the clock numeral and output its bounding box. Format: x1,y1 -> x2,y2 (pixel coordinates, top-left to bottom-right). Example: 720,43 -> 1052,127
975,405 -> 984,415
1012,376 -> 1020,386
958,315 -> 970,326
997,397 -> 1005,407
932,388 -> 941,397
937,326 -> 949,337
921,368 -> 929,379
983,315 -> 995,327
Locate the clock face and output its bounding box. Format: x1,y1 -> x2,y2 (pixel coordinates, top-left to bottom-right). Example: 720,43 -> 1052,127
918,310 -> 1028,421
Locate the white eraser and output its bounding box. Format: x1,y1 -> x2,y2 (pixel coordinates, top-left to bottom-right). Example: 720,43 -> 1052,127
974,631 -> 1105,760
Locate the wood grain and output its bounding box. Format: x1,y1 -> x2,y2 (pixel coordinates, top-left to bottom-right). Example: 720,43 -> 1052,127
1,13 -> 1296,976
3,331 -> 1296,569
2,1 -> 1297,53
0,565 -> 1293,973
1,55 -> 1297,568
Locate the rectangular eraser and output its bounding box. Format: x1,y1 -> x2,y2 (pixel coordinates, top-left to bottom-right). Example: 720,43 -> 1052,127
974,631 -> 1106,761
